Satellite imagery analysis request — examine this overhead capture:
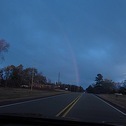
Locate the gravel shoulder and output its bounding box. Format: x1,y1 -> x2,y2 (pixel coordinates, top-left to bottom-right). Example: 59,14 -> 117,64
97,94 -> 126,113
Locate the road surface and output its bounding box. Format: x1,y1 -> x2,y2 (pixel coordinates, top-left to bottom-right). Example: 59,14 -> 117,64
0,93 -> 126,124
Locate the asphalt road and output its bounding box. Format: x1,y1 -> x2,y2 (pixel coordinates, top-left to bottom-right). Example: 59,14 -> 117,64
0,93 -> 126,124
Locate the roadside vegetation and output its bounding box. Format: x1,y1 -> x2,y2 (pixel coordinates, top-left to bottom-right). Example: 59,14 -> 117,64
0,64 -> 84,92
0,64 -> 83,101
86,74 -> 126,94
0,88 -> 68,101
86,74 -> 126,110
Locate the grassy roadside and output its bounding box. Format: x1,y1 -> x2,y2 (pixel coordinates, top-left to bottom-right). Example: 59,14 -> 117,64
0,87 -> 69,102
98,94 -> 126,110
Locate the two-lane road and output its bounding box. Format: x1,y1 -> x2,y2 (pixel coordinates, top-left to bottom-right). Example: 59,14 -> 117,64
0,93 -> 126,124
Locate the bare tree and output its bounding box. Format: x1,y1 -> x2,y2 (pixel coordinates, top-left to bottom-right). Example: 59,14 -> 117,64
0,39 -> 9,60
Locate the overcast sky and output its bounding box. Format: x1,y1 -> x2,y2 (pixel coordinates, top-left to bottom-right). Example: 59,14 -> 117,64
0,0 -> 126,88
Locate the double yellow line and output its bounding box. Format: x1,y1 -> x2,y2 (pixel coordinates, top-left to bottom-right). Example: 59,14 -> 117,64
56,93 -> 83,117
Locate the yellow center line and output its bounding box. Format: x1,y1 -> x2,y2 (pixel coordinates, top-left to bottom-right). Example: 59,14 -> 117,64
56,93 -> 83,117
56,95 -> 80,117
62,94 -> 82,117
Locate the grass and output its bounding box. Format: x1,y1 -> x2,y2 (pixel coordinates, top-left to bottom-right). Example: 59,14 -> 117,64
0,87 -> 68,101
98,94 -> 126,109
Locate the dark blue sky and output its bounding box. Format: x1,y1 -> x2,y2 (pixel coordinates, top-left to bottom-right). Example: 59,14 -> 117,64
0,0 -> 126,88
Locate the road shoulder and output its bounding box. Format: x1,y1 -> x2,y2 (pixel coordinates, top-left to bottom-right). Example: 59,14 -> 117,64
96,94 -> 126,114
0,91 -> 70,106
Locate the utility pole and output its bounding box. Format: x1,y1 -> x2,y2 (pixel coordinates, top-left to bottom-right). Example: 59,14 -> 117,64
31,68 -> 34,91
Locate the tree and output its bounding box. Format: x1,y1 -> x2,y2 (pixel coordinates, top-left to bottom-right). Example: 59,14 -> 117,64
119,87 -> 126,94
99,79 -> 115,93
86,85 -> 94,93
4,65 -> 15,87
123,80 -> 126,88
22,67 -> 37,86
0,39 -> 9,60
34,72 -> 47,84
0,68 -> 4,86
95,74 -> 103,85
117,80 -> 126,94
10,64 -> 23,87
86,74 -> 116,94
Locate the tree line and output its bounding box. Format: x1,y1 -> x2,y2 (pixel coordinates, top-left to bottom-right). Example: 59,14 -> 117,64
0,64 -> 84,92
56,83 -> 84,92
86,74 -> 126,94
0,64 -> 47,88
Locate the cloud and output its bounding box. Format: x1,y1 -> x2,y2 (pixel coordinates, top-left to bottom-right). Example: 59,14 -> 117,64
0,0 -> 126,88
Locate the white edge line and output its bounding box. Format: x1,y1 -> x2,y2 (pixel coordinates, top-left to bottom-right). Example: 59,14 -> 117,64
93,94 -> 126,116
0,93 -> 68,108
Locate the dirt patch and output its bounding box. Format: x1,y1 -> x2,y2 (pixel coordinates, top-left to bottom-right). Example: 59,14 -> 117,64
98,94 -> 126,110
